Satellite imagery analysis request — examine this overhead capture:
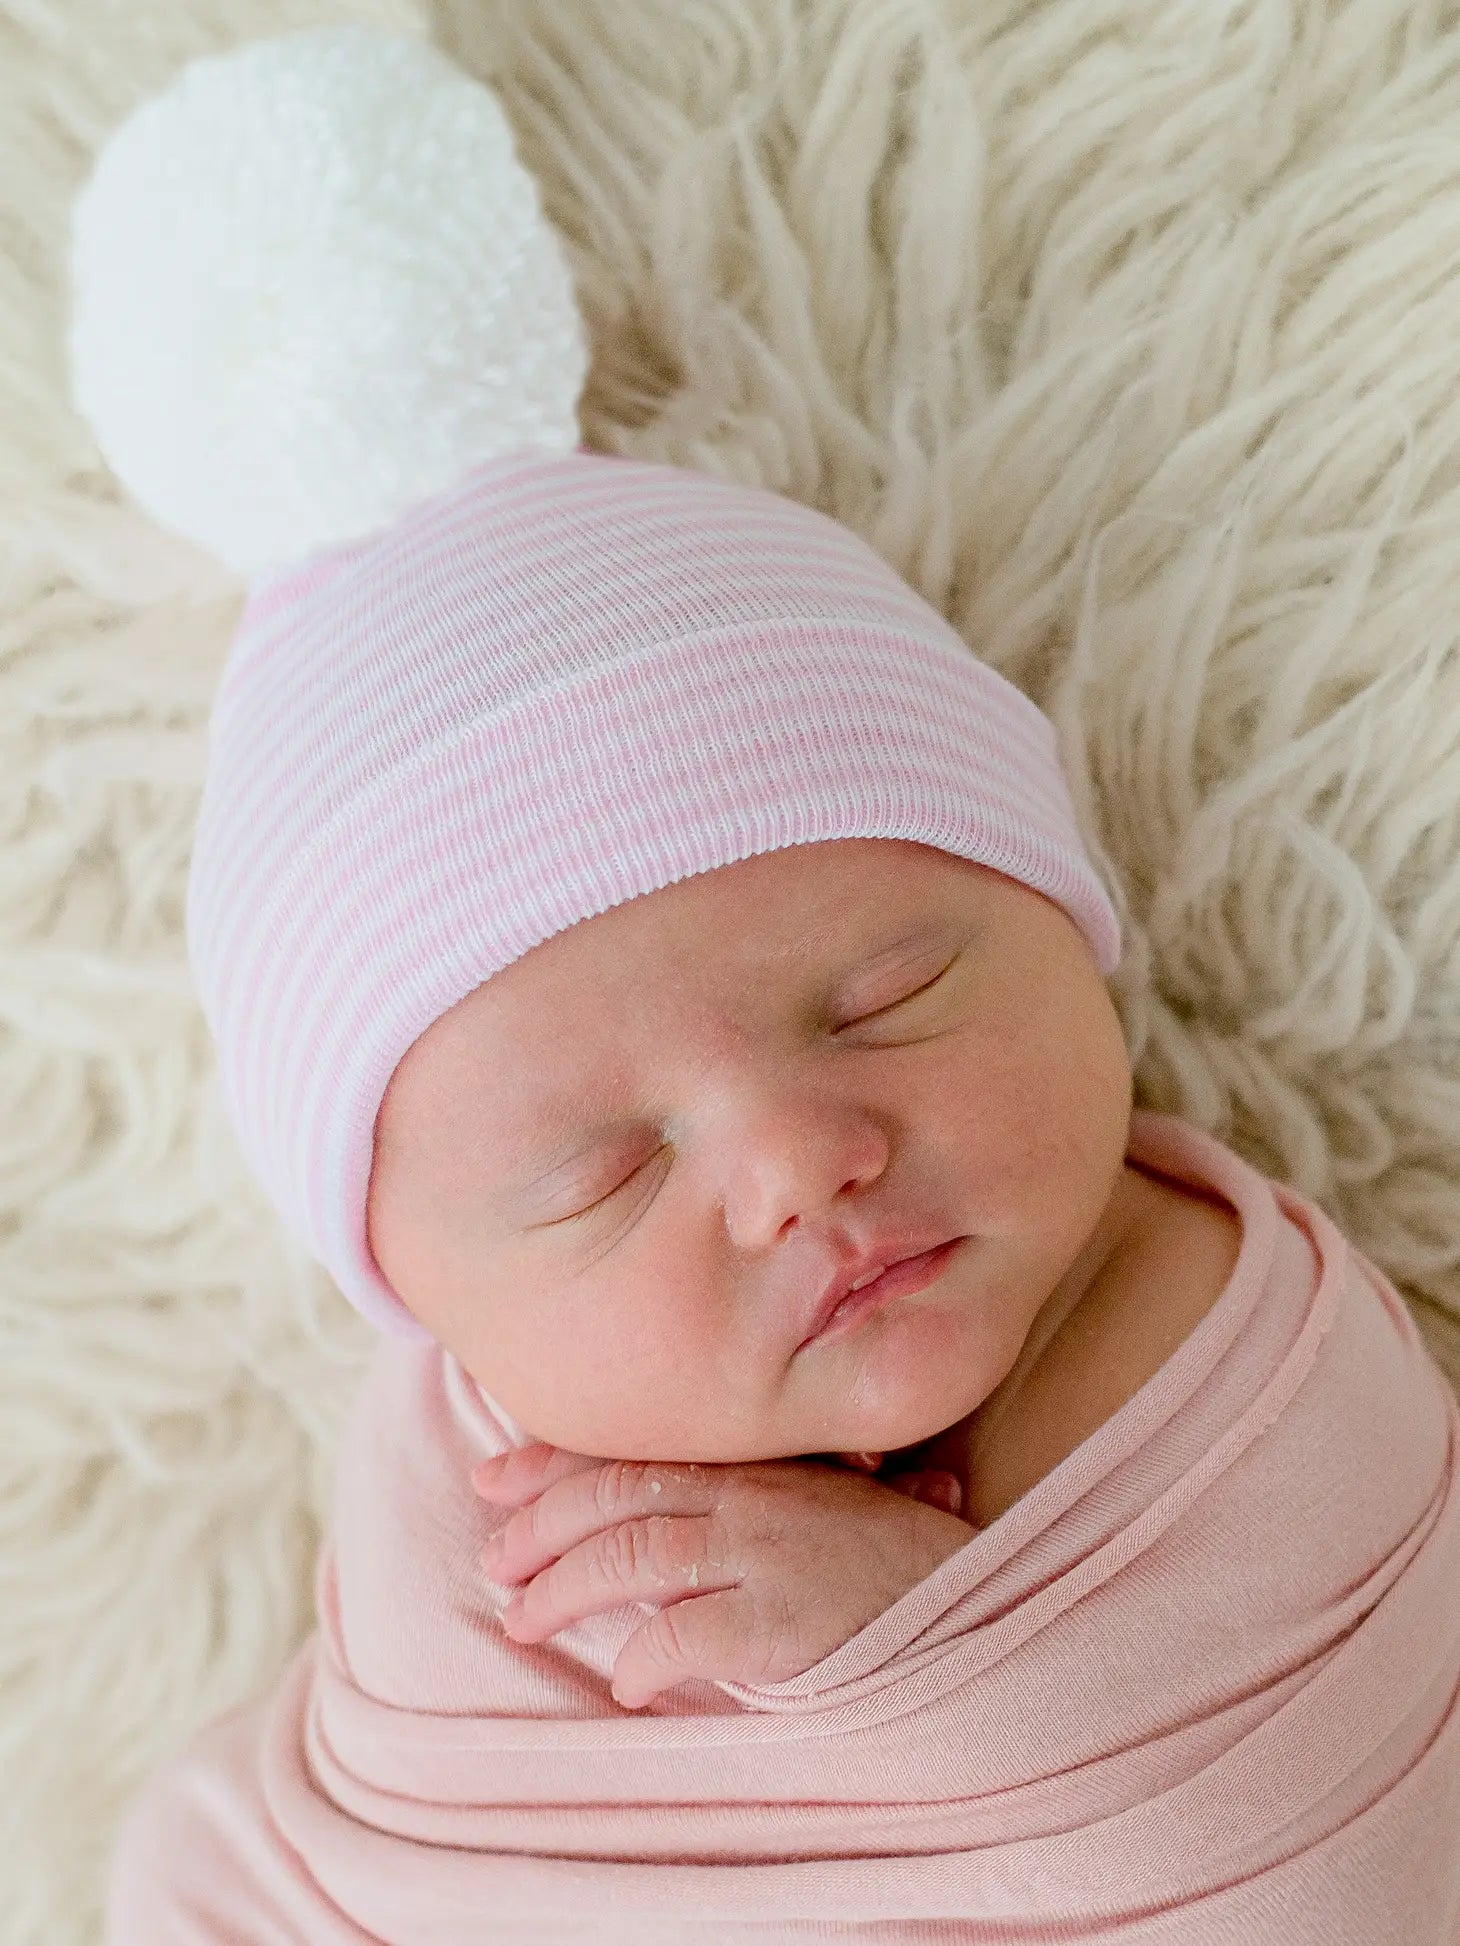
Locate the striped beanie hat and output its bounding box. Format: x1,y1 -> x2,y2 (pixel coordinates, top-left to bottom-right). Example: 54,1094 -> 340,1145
65,24 -> 1122,1341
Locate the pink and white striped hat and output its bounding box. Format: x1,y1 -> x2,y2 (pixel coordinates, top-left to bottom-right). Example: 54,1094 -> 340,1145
66,24 -> 1121,1340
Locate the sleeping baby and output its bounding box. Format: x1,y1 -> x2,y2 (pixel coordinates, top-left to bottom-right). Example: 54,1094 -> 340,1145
368,831 -> 1243,1695
73,24 -> 1460,1944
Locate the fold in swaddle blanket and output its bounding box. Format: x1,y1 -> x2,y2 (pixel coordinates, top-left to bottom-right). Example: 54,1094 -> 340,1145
104,1111 -> 1460,1942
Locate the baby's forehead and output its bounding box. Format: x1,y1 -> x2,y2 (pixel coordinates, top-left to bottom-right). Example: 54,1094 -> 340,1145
401,843 -> 998,1084
488,845 -> 1006,1018
523,841 -> 968,991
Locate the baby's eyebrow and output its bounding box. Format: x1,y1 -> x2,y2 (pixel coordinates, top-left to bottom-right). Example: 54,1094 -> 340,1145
507,915 -> 956,1191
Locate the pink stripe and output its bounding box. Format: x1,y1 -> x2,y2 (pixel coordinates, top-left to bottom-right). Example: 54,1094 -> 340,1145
210,538 -> 945,894
228,457 -> 938,699
197,618 -> 1066,996
220,493 -> 947,785
236,454 -> 926,664
198,513 -> 962,943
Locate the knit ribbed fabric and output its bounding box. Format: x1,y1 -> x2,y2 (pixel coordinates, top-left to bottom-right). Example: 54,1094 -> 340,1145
184,448 -> 1122,1338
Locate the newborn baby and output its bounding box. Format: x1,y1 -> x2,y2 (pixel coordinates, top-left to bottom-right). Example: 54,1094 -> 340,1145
78,29 -> 1460,1937
106,826 -> 1460,1944
365,836 -> 1241,1703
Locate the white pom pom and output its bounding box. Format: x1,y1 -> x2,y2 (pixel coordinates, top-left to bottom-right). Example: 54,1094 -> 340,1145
67,24 -> 589,580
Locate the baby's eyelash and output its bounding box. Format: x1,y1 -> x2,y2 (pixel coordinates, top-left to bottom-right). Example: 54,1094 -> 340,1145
843,958 -> 957,1027
566,1146 -> 670,1221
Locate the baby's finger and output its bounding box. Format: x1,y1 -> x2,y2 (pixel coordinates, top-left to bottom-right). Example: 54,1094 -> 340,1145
501,1513 -> 737,1643
883,1469 -> 963,1515
482,1457 -> 720,1585
609,1589 -> 750,1709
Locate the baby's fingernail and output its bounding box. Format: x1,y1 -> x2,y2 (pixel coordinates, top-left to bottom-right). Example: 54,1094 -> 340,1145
474,1461 -> 527,1497
922,1472 -> 962,1513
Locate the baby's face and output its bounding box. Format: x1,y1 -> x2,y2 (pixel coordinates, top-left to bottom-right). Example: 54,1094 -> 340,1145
366,838 -> 1135,1463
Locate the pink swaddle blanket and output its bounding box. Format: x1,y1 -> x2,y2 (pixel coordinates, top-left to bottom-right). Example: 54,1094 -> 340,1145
105,1111 -> 1460,1942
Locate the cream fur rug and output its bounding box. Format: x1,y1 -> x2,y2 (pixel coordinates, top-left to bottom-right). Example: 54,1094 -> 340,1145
7,1 -> 1460,1938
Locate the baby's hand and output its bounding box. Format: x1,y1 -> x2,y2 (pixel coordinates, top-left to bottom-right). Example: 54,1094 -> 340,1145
471,1443 -> 975,1709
